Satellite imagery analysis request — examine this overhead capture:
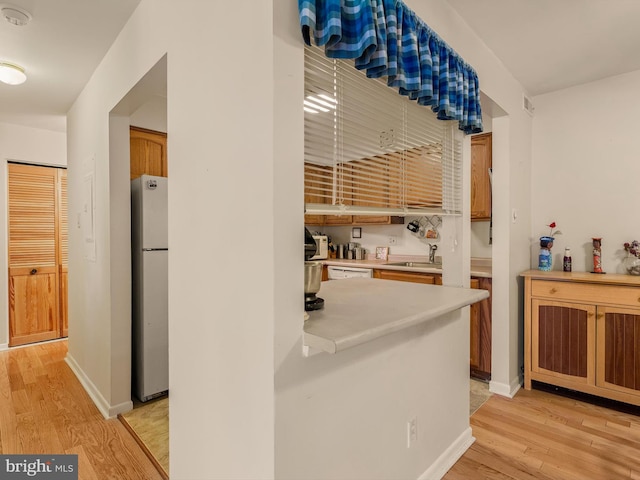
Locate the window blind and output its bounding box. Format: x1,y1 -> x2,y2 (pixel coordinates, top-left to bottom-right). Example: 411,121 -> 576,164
304,45 -> 463,217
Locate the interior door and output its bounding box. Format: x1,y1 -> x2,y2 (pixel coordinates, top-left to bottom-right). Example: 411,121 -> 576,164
8,164 -> 62,346
59,169 -> 68,337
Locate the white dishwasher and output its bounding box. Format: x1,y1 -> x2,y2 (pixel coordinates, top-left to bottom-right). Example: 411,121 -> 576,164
327,266 -> 373,279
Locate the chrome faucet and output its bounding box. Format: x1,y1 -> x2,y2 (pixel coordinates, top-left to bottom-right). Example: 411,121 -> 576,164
427,243 -> 438,263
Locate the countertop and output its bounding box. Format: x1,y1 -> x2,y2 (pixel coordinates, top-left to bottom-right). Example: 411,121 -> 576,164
521,269 -> 640,286
321,256 -> 492,278
303,277 -> 490,354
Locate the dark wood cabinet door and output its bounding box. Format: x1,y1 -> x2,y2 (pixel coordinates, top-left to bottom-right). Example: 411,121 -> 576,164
532,299 -> 595,385
470,277 -> 492,380
597,306 -> 640,394
471,132 -> 492,221
373,270 -> 435,284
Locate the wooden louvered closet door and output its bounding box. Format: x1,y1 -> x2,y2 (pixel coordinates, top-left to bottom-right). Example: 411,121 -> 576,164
8,163 -> 66,346
59,169 -> 68,337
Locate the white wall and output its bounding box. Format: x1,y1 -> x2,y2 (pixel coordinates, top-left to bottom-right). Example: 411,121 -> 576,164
168,1 -> 276,477
0,122 -> 66,348
66,0 -> 169,420
533,69 -> 640,273
67,0 -> 276,477
408,0 -> 532,397
470,221 -> 492,258
321,219 -> 442,257
130,96 -> 167,133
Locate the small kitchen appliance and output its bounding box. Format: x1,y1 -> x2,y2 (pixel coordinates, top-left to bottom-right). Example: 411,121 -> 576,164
304,228 -> 324,311
310,235 -> 328,260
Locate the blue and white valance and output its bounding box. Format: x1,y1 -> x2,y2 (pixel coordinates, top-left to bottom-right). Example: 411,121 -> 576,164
298,0 -> 483,134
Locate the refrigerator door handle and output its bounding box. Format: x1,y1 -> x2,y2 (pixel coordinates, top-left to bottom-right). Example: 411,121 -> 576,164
142,248 -> 169,251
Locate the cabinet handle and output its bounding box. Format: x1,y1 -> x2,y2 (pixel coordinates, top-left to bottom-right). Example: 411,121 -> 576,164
30,268 -> 37,275
549,288 -> 557,294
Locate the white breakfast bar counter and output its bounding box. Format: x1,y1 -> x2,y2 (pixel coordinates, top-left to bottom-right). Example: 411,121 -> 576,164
304,277 -> 489,354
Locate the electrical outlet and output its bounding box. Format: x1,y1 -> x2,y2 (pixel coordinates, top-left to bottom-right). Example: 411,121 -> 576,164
407,417 -> 417,448
388,235 -> 397,245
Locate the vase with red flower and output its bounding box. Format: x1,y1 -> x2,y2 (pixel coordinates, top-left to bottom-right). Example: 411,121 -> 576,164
538,222 -> 561,271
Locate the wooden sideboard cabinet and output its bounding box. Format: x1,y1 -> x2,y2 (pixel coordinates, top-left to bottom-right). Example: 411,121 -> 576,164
522,270 -> 640,406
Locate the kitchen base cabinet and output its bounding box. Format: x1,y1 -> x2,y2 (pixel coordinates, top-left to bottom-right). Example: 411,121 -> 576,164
470,278 -> 492,380
522,270 -> 640,407
374,269 -> 492,379
373,269 -> 435,284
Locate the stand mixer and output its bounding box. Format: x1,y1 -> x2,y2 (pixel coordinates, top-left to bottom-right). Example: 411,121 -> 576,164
304,228 -> 324,311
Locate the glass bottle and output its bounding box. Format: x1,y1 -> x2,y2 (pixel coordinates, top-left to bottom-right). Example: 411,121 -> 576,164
563,248 -> 572,272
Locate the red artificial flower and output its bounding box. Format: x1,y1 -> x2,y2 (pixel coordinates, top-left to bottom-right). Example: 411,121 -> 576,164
548,222 -> 556,229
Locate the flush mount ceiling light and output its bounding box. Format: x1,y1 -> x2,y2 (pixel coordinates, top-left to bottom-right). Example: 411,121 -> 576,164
0,62 -> 26,85
1,4 -> 32,26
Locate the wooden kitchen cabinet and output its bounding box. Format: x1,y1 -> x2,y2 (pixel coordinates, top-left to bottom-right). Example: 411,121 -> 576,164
523,270 -> 640,406
470,277 -> 492,380
130,126 -> 167,180
471,132 -> 491,221
303,160 -> 404,226
373,269 -> 435,284
374,269 -> 492,378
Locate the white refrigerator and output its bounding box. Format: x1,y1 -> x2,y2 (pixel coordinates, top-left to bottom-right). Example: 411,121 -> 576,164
131,175 -> 168,402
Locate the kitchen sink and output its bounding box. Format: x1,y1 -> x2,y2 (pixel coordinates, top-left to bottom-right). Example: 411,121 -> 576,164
385,262 -> 442,268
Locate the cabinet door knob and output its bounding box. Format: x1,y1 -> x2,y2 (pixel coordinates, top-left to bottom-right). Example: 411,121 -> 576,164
550,288 -> 557,294
30,268 -> 37,275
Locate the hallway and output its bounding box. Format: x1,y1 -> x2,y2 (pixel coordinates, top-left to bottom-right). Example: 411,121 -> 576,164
0,340 -> 163,480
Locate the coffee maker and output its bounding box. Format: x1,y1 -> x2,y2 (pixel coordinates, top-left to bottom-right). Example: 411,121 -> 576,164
304,228 -> 324,311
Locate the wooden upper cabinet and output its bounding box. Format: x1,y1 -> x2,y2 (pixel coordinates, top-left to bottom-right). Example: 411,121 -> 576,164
304,162 -> 328,225
130,126 -> 168,180
471,132 -> 492,221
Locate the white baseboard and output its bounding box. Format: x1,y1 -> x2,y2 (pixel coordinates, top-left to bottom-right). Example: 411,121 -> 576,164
489,376 -> 522,398
65,353 -> 132,419
417,427 -> 475,480
0,343 -> 7,351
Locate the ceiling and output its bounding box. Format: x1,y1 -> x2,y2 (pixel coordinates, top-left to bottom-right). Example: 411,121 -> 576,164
445,0 -> 640,97
2,1 -> 640,133
0,0 -> 141,132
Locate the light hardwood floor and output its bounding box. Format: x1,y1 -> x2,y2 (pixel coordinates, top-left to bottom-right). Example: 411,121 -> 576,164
119,396 -> 169,477
5,339 -> 640,479
445,386 -> 640,479
0,340 -> 164,480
